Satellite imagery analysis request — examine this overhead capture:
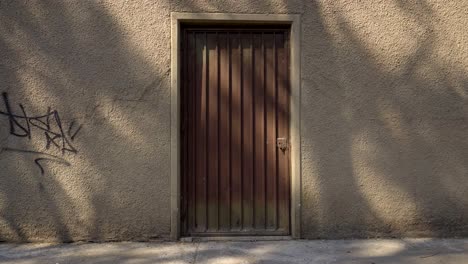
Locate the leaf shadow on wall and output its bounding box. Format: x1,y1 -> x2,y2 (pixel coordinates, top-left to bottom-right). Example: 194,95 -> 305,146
0,0 -> 171,242
300,0 -> 468,239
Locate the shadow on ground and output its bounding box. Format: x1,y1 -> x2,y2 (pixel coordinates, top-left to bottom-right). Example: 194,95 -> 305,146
0,239 -> 467,264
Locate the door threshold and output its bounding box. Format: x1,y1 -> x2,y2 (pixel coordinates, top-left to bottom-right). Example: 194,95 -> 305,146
180,236 -> 292,242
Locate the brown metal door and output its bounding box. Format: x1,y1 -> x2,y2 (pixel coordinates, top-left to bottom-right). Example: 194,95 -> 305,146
181,27 -> 290,236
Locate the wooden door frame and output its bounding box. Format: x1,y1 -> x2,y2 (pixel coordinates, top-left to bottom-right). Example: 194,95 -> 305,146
170,13 -> 301,240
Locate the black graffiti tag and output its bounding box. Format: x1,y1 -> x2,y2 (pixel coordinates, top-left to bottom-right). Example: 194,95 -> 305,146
1,147 -> 71,175
0,92 -> 81,174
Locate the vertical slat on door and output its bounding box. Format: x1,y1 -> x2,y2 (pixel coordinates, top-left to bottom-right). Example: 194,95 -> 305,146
195,33 -> 207,232
218,33 -> 231,231
231,33 -> 242,230
241,33 -> 254,230
264,33 -> 278,230
253,33 -> 266,229
277,32 -> 290,231
207,33 -> 219,231
181,30 -> 188,232
188,32 -> 196,233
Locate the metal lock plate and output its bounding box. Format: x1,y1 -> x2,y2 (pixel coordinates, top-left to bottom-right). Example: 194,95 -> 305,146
276,138 -> 288,151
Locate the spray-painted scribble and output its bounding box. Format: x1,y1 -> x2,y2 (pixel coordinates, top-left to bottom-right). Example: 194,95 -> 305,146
0,92 -> 81,175
2,147 -> 71,175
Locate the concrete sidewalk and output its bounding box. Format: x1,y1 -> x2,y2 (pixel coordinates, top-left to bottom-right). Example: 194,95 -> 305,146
0,239 -> 467,264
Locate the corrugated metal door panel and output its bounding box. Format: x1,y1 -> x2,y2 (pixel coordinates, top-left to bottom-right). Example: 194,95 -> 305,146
218,32 -> 231,231
182,28 -> 290,236
207,32 -> 219,232
277,33 -> 291,231
253,33 -> 266,230
241,32 -> 254,230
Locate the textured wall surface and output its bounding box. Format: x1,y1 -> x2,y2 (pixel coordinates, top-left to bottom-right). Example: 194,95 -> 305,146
300,0 -> 468,239
0,0 -> 466,241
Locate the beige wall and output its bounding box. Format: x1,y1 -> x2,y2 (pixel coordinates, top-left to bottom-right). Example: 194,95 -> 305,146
0,0 -> 467,241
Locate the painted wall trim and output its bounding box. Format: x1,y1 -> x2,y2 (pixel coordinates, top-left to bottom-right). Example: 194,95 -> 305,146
170,12 -> 301,240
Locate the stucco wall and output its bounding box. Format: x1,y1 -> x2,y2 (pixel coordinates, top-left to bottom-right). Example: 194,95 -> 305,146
0,0 -> 466,241
300,0 -> 468,239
